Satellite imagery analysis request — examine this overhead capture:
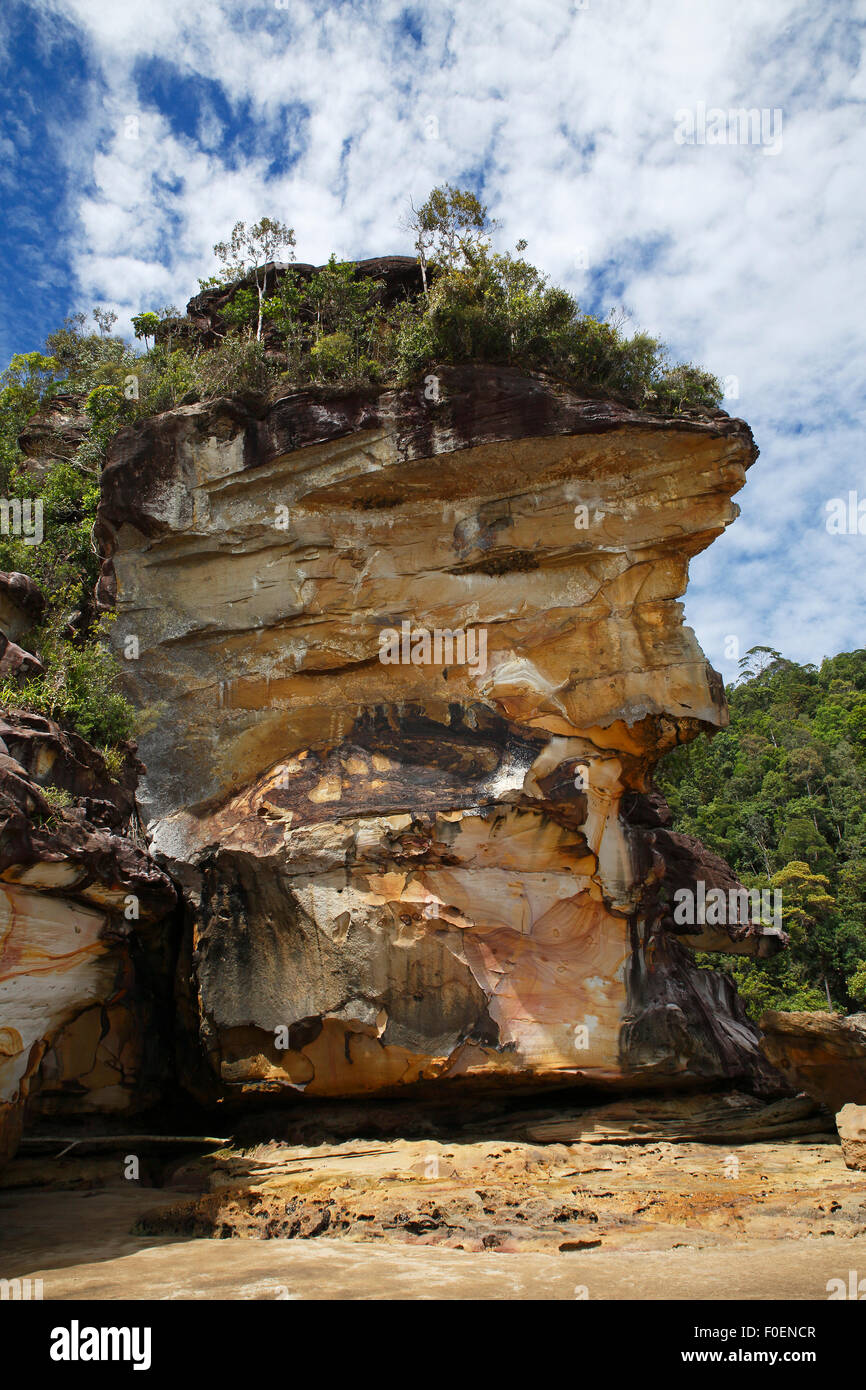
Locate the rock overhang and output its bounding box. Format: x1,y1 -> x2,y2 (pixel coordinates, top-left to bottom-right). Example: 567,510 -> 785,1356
92,365 -> 775,1103
96,367 -> 756,829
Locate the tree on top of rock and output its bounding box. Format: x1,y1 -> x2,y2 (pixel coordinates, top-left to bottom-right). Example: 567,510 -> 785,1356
131,312 -> 160,351
402,184 -> 495,297
212,218 -> 297,342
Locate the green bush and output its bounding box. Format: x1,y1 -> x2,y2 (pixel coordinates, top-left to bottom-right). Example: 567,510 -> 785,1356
124,195 -> 724,413
1,631 -> 135,746
310,331 -> 355,379
848,959 -> 866,1006
188,337 -> 278,399
695,951 -> 828,1022
41,784 -> 73,813
99,744 -> 126,781
135,345 -> 197,416
0,318 -> 140,749
44,315 -> 136,398
382,248 -> 722,410
0,458 -> 101,598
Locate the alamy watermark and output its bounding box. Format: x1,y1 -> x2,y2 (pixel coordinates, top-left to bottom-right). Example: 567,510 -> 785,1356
826,1270 -> 866,1299
825,491 -> 866,535
50,1321 -> 152,1370
0,497 -> 43,545
674,104 -> 783,156
378,621 -> 488,676
1,1277 -> 43,1300
673,880 -> 782,930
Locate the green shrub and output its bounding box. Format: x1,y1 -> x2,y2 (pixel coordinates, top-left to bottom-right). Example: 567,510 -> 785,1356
383,247 -> 722,410
135,345 -> 197,416
848,959 -> 866,1005
310,331 -> 355,379
126,196 -> 724,414
42,784 -> 73,812
1,621 -> 135,746
695,951 -> 829,1022
188,337 -> 278,399
0,460 -> 101,599
99,744 -> 126,780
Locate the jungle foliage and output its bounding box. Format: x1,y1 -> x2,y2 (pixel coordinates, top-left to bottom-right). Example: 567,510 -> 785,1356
657,647 -> 866,1018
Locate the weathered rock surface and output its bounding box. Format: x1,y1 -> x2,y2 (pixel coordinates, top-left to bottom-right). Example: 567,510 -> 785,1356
759,1011 -> 866,1112
0,572 -> 46,642
0,572 -> 46,685
15,394 -> 88,477
2,1119 -> 863,1307
836,1103 -> 866,1171
93,365 -> 782,1106
0,632 -> 43,680
501,1092 -> 830,1145
5,1172 -> 866,1302
126,1124 -> 860,1256
0,712 -> 177,1163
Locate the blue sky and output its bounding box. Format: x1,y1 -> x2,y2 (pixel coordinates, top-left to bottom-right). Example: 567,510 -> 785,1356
1,0 -> 865,677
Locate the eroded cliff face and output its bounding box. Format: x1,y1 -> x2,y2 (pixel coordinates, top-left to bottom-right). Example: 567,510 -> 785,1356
0,714 -> 177,1161
94,365 -> 777,1105
760,1011 -> 866,1112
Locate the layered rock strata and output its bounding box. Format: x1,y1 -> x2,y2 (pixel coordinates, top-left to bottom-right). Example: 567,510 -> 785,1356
760,1011 -> 866,1112
0,712 -> 177,1162
95,365 -> 779,1104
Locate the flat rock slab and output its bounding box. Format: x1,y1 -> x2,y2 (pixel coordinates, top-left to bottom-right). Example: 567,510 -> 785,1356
513,1093 -> 832,1144
10,1231 -> 866,1302
1,1136 -> 864,1299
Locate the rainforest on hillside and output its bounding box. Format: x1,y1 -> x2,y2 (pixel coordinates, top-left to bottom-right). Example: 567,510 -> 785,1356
657,646 -> 866,1018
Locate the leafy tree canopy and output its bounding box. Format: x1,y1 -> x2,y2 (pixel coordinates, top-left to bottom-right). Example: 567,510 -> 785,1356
658,649 -> 866,1016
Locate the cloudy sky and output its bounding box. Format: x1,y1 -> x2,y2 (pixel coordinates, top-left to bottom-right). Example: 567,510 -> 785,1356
1,0 -> 864,678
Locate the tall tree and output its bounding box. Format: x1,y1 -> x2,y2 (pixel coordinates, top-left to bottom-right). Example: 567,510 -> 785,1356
402,184 -> 495,297
212,218 -> 296,341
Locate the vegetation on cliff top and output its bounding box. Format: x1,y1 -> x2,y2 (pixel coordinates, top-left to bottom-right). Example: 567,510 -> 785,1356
132,186 -> 722,415
0,186 -> 724,746
658,646 -> 866,1019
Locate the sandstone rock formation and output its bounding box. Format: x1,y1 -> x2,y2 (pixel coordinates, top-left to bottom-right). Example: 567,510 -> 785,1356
0,572 -> 46,641
504,1092 -> 829,1144
836,1102 -> 866,1171
16,395 -> 88,478
760,1010 -> 866,1112
0,712 -> 176,1162
0,572 -> 45,684
93,364 -> 782,1106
